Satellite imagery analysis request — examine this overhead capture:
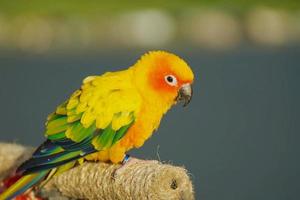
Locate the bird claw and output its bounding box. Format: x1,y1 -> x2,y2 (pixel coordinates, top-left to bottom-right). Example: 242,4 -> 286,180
112,154 -> 140,179
121,154 -> 131,165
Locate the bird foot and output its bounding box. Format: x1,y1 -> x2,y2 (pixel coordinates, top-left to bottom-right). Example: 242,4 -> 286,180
112,155 -> 158,179
112,155 -> 139,179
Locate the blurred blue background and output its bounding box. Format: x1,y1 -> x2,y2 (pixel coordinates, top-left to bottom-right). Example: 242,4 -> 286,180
0,1 -> 299,200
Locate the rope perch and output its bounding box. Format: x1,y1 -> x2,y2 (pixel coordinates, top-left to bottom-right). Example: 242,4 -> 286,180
0,143 -> 195,200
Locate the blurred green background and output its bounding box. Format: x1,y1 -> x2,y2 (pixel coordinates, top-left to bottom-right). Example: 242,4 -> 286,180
0,1 -> 299,200
0,0 -> 299,51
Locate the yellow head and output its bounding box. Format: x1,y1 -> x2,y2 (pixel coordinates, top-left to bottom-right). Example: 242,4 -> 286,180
132,51 -> 194,111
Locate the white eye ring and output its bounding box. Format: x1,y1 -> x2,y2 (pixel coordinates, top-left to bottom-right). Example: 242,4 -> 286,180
164,75 -> 177,86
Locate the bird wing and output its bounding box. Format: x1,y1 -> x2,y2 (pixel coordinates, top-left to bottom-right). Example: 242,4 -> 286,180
18,71 -> 141,174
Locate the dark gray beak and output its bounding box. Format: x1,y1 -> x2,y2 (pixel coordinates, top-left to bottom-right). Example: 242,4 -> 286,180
176,83 -> 193,107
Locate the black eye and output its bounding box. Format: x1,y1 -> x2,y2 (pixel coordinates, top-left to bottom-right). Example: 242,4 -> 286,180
167,76 -> 173,83
164,75 -> 177,86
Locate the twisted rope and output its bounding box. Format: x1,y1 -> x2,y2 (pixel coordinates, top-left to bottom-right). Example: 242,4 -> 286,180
0,143 -> 195,200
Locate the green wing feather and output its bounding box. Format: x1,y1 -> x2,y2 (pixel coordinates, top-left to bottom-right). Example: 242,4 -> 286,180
3,67 -> 141,200
18,88 -> 137,174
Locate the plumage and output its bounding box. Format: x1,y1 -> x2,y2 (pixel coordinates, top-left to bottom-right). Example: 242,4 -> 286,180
0,171 -> 49,200
0,51 -> 194,200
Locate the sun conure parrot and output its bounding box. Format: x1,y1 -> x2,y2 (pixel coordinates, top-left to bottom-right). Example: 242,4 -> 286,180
0,51 -> 194,200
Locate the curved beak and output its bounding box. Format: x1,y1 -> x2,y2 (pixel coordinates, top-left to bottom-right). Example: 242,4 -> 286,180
176,83 -> 193,107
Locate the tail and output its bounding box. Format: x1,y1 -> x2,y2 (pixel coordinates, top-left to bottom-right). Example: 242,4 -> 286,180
0,138 -> 87,200
0,170 -> 49,200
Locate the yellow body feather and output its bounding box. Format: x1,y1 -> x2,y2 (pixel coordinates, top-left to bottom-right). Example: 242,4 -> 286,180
67,51 -> 193,163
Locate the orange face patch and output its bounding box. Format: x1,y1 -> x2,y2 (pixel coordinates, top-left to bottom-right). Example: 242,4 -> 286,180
139,51 -> 194,96
148,57 -> 179,93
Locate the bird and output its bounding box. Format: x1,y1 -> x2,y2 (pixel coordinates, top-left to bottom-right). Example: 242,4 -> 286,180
0,50 -> 194,200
